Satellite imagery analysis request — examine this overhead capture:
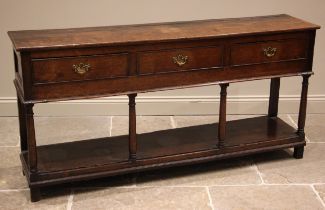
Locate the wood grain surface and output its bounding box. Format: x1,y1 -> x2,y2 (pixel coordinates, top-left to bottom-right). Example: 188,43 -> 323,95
8,14 -> 320,51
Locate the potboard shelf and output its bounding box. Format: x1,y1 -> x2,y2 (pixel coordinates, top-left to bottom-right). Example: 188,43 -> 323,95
21,116 -> 303,186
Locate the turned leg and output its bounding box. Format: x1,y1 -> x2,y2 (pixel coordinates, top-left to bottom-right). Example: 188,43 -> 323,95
128,93 -> 137,161
294,75 -> 310,159
30,187 -> 41,202
218,83 -> 229,148
268,78 -> 280,118
297,75 -> 310,136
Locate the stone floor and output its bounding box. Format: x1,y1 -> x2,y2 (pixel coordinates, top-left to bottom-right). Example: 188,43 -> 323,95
0,114 -> 325,210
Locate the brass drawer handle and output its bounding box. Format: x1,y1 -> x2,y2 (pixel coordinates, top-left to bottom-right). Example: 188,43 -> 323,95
173,54 -> 188,66
263,47 -> 277,57
72,63 -> 91,75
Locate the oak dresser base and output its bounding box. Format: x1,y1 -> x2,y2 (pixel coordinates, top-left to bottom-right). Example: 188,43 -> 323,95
8,14 -> 320,202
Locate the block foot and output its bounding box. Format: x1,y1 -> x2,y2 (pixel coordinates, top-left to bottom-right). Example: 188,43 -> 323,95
293,146 -> 304,159
30,187 -> 41,202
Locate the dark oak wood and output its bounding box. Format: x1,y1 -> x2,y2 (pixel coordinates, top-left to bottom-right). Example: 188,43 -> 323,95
32,53 -> 130,84
218,83 -> 229,148
25,104 -> 37,173
8,14 -> 319,202
8,14 -> 319,51
293,146 -> 304,159
230,38 -> 308,66
20,116 -> 300,183
297,75 -> 311,135
30,187 -> 41,202
128,93 -> 137,161
138,46 -> 223,75
30,58 -> 310,102
268,78 -> 281,117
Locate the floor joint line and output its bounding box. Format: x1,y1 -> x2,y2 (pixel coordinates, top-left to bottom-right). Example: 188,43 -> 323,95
205,187 -> 215,210
70,183 -> 325,189
0,145 -> 19,148
251,160 -> 265,185
0,189 -> 29,192
308,142 -> 325,144
311,185 -> 325,208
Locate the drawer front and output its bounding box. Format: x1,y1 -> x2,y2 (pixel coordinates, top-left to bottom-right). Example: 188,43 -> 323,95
32,53 -> 129,84
138,46 -> 223,75
230,38 -> 308,66
32,59 -> 307,101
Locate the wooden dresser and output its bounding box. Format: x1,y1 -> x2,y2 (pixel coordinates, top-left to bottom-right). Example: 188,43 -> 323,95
8,14 -> 320,202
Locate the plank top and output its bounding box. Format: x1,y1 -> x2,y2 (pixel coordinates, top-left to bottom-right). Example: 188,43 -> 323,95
8,14 -> 320,51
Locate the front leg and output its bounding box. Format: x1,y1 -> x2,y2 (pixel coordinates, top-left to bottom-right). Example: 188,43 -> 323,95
30,187 -> 41,202
293,146 -> 304,159
25,103 -> 37,172
294,75 -> 310,159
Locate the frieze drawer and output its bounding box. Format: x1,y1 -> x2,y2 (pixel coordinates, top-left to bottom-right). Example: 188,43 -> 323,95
138,46 -> 224,75
230,38 -> 309,66
32,53 -> 130,84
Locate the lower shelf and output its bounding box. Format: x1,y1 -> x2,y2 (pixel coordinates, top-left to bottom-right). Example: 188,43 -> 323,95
22,116 -> 304,186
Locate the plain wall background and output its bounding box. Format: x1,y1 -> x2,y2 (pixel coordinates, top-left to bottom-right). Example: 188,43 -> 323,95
0,0 -> 324,116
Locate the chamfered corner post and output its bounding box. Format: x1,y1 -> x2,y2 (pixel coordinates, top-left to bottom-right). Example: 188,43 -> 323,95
268,77 -> 280,118
294,74 -> 311,159
16,93 -> 28,175
128,93 -> 137,161
218,83 -> 229,148
24,103 -> 41,201
17,94 -> 28,153
25,103 -> 37,172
